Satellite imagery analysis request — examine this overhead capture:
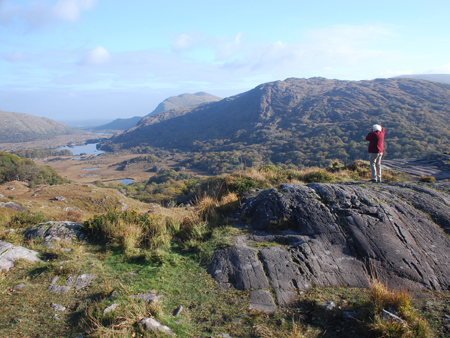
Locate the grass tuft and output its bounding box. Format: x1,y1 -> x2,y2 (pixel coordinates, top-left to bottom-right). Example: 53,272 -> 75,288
369,278 -> 432,338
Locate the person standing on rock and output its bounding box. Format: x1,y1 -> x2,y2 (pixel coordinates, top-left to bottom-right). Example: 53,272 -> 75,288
366,124 -> 385,182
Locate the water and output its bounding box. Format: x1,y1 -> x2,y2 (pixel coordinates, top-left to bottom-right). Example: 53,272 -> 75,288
59,143 -> 104,156
119,178 -> 134,185
82,167 -> 101,171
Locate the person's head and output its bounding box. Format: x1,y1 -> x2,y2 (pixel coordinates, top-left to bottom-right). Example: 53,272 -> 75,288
372,124 -> 382,132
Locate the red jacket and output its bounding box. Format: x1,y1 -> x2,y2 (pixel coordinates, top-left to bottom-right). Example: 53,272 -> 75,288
366,127 -> 385,153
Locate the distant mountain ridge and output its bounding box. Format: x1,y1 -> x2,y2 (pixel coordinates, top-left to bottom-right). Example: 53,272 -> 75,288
100,77 -> 450,172
93,116 -> 143,131
393,74 -> 450,84
147,92 -> 222,117
93,92 -> 222,131
0,110 -> 73,143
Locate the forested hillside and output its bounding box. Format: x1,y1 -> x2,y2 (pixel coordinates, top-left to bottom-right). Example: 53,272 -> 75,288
100,77 -> 450,173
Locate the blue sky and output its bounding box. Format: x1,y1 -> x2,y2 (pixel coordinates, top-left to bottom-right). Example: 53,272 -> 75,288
0,0 -> 449,123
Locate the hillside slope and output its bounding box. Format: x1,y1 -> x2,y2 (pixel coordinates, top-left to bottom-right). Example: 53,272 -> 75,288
100,77 -> 450,169
0,110 -> 73,143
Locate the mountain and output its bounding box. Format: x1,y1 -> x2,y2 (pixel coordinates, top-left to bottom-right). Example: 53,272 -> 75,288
0,110 -> 73,143
147,92 -> 222,116
93,92 -> 222,131
394,74 -> 450,84
100,77 -> 450,172
93,116 -> 143,131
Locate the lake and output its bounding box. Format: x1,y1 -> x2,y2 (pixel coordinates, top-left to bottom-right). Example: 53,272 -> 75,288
59,143 -> 104,156
119,178 -> 134,185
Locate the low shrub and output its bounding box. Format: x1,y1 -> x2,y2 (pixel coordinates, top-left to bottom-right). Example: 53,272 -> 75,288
419,175 -> 436,183
302,168 -> 334,183
326,160 -> 346,173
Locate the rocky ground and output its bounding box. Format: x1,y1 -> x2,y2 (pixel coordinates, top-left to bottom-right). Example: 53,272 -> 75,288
209,181 -> 450,314
382,153 -> 450,180
3,180 -> 450,337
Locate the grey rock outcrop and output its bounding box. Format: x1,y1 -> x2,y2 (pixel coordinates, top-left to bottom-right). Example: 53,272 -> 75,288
48,284 -> 71,294
1,201 -> 27,212
249,289 -> 277,314
47,273 -> 96,294
383,154 -> 450,180
0,240 -> 41,271
209,182 -> 450,312
25,222 -> 85,244
74,274 -> 96,290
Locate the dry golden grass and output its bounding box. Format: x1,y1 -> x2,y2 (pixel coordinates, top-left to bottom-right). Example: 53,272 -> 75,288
0,181 -> 151,228
83,295 -> 153,338
369,278 -> 431,338
193,193 -> 219,219
370,278 -> 411,313
219,191 -> 238,205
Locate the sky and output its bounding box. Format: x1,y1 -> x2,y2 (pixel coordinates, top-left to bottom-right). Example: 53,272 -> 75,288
0,0 -> 449,124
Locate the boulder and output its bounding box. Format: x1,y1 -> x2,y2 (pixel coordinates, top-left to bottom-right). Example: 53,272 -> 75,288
0,201 -> 27,212
74,274 -> 96,290
103,303 -> 119,315
12,283 -> 27,291
48,285 -> 71,294
209,182 -> 450,311
131,292 -> 161,304
140,318 -> 175,336
25,221 -> 85,244
0,240 -> 41,271
50,303 -> 66,312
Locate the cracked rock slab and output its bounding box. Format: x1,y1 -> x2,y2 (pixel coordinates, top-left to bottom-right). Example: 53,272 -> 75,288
207,245 -> 268,290
48,285 -> 71,294
25,221 -> 85,244
0,240 -> 41,271
210,182 -> 450,313
74,274 -> 96,290
0,201 -> 27,212
249,289 -> 277,314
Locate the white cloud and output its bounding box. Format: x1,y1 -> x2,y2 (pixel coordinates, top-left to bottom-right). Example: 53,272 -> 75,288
79,46 -> 110,65
53,0 -> 96,22
172,32 -> 200,52
166,24 -> 397,83
0,0 -> 96,28
212,32 -> 243,61
216,24 -> 399,81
